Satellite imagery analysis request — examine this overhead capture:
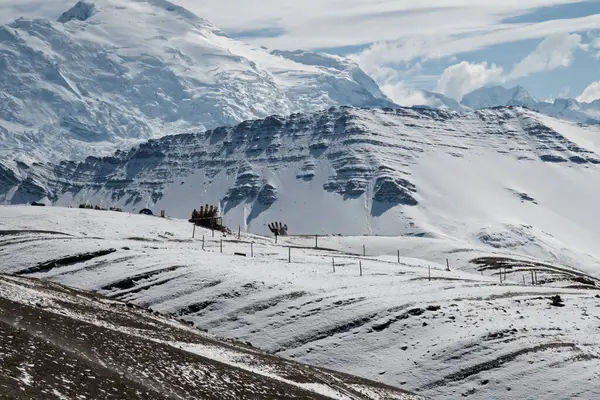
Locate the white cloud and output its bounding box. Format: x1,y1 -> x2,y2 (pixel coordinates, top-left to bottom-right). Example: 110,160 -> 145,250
593,37 -> 600,59
435,61 -> 504,100
381,83 -> 432,107
510,33 -> 585,78
0,0 -> 596,52
578,81 -> 600,103
362,65 -> 438,106
433,33 -> 587,100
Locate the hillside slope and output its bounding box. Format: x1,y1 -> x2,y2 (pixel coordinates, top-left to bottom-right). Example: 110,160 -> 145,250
0,0 -> 394,161
0,271 -> 418,399
1,206 -> 600,400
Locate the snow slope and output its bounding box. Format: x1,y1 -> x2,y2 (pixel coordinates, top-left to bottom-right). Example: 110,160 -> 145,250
0,0 -> 394,161
4,105 -> 600,280
461,86 -> 600,124
1,205 -> 600,400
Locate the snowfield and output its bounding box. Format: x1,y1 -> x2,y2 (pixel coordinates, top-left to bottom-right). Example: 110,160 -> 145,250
2,205 -> 600,399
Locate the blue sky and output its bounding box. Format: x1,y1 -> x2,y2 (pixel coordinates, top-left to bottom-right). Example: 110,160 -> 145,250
0,0 -> 598,105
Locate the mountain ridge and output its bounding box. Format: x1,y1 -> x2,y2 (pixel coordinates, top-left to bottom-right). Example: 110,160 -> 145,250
460,85 -> 600,124
3,104 -> 600,273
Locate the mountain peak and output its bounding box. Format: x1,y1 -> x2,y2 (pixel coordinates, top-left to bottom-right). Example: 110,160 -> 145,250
461,85 -> 536,109
58,1 -> 97,23
57,0 -> 207,26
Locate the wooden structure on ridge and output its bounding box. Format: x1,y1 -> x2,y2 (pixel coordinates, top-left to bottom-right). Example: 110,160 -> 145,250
190,204 -> 225,231
268,222 -> 288,236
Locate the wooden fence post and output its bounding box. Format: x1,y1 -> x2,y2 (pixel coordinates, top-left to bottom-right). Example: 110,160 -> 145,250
238,226 -> 241,239
220,239 -> 223,253
202,235 -> 205,251
363,244 -> 365,257
531,270 -> 535,285
251,242 -> 254,258
397,250 -> 400,263
332,258 -> 335,273
359,260 -> 362,276
315,234 -> 318,249
446,259 -> 450,271
428,266 -> 431,281
288,247 -> 291,263
192,224 -> 196,238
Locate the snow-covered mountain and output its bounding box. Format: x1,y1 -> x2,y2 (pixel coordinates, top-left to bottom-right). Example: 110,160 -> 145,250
4,105 -> 600,271
461,85 -> 537,109
461,85 -> 600,124
0,0 -> 395,162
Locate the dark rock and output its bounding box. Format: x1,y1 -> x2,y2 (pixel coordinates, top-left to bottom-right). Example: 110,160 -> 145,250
257,183 -> 277,205
550,295 -> 565,307
373,177 -> 418,206
539,154 -> 567,163
407,308 -> 425,316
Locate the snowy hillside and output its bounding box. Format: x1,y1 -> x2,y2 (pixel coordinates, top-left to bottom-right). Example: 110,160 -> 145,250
461,86 -> 600,124
0,273 -> 418,399
1,205 -> 600,400
4,105 -> 600,276
0,0 -> 394,162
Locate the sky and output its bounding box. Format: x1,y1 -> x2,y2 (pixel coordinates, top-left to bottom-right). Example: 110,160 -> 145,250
0,0 -> 599,105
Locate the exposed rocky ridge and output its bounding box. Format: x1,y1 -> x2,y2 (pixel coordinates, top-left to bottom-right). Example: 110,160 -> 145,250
2,105 -> 600,235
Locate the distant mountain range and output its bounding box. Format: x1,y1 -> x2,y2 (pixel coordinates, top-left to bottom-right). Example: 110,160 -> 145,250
460,85 -> 600,124
394,85 -> 600,124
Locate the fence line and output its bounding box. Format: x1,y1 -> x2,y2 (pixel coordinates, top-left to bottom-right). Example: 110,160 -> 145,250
190,231 -> 458,280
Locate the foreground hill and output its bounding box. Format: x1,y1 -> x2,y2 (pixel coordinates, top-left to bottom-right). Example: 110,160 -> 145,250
0,272 -> 418,399
0,0 -> 393,161
1,205 -> 600,399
